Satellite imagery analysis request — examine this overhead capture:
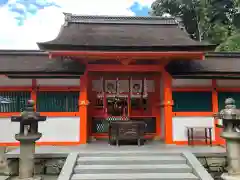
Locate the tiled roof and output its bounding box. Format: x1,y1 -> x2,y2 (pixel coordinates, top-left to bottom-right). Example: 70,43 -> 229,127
166,52 -> 240,76
0,50 -> 47,55
37,13 -> 215,51
0,51 -> 85,74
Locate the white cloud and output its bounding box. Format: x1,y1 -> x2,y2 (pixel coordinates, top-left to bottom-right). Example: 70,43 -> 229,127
14,3 -> 26,11
135,0 -> 155,7
0,0 -> 154,50
0,5 -> 63,49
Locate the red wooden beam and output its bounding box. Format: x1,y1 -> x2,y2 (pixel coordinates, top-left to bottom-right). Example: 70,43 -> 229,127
49,51 -> 204,60
87,64 -> 164,72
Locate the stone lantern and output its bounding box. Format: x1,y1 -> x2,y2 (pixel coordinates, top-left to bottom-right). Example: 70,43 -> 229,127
214,98 -> 240,180
11,100 -> 46,180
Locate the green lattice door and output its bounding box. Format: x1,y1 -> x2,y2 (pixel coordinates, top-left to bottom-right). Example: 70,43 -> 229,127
36,91 -> 79,112
0,91 -> 30,112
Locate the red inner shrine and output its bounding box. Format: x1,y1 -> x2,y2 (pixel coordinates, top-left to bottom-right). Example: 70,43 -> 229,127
89,72 -> 161,138
30,14 -> 215,145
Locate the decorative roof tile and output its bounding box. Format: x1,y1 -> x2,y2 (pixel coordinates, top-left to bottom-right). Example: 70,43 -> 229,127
63,13 -> 178,25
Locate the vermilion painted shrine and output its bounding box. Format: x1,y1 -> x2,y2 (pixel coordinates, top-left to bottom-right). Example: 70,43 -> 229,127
0,14 -> 239,146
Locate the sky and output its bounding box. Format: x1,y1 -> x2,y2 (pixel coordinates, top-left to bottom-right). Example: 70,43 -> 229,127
0,0 -> 154,50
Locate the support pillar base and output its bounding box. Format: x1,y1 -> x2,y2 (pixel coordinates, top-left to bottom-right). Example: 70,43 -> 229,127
222,173 -> 240,180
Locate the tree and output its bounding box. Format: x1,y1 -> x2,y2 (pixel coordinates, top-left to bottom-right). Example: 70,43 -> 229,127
150,0 -> 239,44
207,24 -> 233,44
215,32 -> 240,51
151,0 -> 209,41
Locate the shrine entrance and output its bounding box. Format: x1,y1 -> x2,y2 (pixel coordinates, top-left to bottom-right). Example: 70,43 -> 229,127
88,72 -> 161,141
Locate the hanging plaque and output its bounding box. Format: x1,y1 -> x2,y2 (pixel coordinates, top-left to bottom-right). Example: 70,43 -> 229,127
131,79 -> 142,95
105,80 -> 117,94
92,79 -> 103,92
118,80 -> 129,93
146,80 -> 155,92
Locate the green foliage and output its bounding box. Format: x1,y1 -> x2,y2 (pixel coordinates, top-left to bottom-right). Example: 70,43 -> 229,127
215,32 -> 240,51
208,24 -> 231,44
233,13 -> 240,28
151,0 -> 240,44
151,0 -> 209,41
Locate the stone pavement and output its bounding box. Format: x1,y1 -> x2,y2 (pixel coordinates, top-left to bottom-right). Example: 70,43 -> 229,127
6,143 -> 226,158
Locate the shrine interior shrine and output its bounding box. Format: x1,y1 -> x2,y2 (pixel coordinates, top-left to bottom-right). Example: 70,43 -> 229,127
0,14 -> 239,146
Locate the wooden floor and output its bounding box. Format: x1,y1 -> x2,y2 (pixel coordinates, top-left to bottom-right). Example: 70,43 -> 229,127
6,140 -> 226,158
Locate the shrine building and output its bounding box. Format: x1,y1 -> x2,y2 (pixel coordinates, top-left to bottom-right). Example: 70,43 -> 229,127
0,14 -> 239,146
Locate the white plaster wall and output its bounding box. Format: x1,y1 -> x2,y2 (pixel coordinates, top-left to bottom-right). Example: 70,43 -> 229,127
217,80 -> 240,87
0,77 -> 32,86
0,117 -> 80,143
37,79 -> 80,86
38,117 -> 80,142
172,116 -> 215,141
0,118 -> 18,142
172,79 -> 212,87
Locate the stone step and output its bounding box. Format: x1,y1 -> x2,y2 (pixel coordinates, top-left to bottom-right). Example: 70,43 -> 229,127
77,156 -> 186,165
74,164 -> 192,174
77,152 -> 182,157
71,173 -> 199,180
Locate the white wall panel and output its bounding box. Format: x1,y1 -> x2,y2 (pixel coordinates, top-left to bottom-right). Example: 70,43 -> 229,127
38,117 -> 80,142
37,79 -> 80,86
172,79 -> 212,87
0,77 -> 32,86
217,80 -> 240,87
172,116 -> 215,141
0,118 -> 18,142
0,117 -> 80,143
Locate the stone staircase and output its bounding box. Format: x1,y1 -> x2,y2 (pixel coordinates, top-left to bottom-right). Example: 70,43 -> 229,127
59,151 -> 213,180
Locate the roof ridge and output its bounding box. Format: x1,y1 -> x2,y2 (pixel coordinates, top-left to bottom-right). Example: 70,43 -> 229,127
206,52 -> 240,58
0,50 -> 48,55
62,13 -> 178,26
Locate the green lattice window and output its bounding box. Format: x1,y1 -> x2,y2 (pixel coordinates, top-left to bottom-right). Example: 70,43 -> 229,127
36,91 -> 79,112
218,92 -> 240,110
173,91 -> 212,112
0,91 -> 30,112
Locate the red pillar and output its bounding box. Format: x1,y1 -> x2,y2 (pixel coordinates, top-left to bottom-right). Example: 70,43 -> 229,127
79,71 -> 89,144
163,70 -> 173,144
212,80 -> 225,145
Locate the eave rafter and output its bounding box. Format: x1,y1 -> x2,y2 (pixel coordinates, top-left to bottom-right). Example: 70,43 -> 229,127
48,51 -> 204,67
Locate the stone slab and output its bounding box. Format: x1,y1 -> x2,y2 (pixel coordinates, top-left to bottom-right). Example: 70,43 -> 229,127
183,151 -> 214,180
71,173 -> 198,180
74,164 -> 192,173
76,155 -> 186,165
6,144 -> 226,159
77,155 -> 185,161
75,164 -> 191,170
57,153 -> 78,180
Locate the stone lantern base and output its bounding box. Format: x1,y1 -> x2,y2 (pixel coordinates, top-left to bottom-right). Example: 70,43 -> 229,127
11,176 -> 42,180
222,173 -> 240,180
